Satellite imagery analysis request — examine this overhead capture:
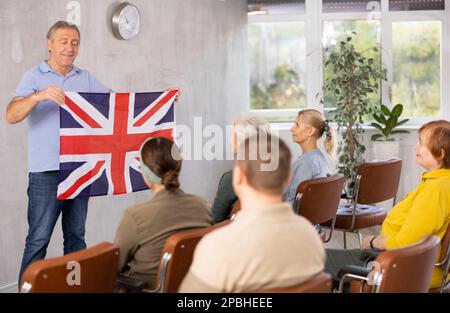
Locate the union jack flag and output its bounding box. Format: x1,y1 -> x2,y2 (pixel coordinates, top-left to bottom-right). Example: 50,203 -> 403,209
57,89 -> 179,200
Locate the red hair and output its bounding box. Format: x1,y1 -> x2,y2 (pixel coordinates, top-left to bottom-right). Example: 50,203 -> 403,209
419,120 -> 450,169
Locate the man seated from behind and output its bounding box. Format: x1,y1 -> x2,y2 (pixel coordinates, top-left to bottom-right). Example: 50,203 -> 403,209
179,134 -> 325,292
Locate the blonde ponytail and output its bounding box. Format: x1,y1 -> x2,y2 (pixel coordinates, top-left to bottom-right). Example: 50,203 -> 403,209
323,123 -> 337,159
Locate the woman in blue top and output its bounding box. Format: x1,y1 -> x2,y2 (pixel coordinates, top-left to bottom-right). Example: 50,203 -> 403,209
284,109 -> 336,203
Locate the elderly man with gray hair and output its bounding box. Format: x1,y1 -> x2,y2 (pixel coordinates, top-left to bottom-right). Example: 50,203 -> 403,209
210,113 -> 270,223
6,21 -> 109,282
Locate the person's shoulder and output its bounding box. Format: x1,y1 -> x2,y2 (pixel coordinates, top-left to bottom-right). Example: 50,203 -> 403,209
304,150 -> 329,170
180,192 -> 209,208
28,64 -> 43,74
305,149 -> 326,160
123,200 -> 153,217
74,66 -> 92,77
426,175 -> 450,193
194,225 -> 233,260
71,66 -> 94,78
22,64 -> 44,79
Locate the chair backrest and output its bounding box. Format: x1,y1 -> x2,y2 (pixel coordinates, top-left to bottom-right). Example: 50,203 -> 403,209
437,222 -> 450,265
375,235 -> 440,293
157,221 -> 230,292
20,242 -> 119,293
256,272 -> 332,293
229,200 -> 241,220
355,158 -> 402,204
295,174 -> 345,225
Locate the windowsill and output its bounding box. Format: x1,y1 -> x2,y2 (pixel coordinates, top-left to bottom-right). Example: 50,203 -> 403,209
270,121 -> 421,131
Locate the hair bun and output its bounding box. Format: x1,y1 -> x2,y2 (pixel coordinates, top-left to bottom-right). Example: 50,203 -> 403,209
163,170 -> 180,191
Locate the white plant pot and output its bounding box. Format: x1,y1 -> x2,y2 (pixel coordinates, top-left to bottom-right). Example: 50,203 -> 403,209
373,140 -> 400,161
372,140 -> 401,212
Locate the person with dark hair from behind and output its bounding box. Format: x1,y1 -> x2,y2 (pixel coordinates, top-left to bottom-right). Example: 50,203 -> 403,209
284,109 -> 336,204
179,134 -> 325,292
325,120 -> 450,290
114,137 -> 212,290
211,113 -> 270,224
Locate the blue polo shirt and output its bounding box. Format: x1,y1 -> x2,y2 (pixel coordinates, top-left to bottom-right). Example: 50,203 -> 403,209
15,61 -> 109,173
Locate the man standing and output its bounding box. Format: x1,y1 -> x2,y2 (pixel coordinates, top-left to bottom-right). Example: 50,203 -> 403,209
6,21 -> 109,281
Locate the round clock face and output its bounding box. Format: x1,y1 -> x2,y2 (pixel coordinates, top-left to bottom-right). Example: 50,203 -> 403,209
113,3 -> 140,40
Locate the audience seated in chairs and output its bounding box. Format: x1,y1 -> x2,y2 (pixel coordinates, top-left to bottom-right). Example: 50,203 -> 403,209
325,120 -> 450,290
283,109 -> 336,204
114,137 -> 212,291
179,134 -> 325,292
116,222 -> 230,293
210,113 -> 270,224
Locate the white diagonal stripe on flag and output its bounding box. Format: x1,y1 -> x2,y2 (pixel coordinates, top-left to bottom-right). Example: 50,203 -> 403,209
64,92 -> 111,128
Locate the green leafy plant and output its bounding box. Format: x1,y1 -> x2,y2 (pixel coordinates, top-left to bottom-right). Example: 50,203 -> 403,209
370,104 -> 410,141
322,33 -> 387,193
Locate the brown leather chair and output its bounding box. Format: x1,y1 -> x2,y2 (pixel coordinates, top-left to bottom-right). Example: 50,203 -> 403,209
138,221 -> 230,293
20,242 -> 119,293
229,200 -> 241,221
294,174 -> 345,242
430,222 -> 450,293
256,272 -> 332,293
339,235 -> 440,293
323,158 -> 402,248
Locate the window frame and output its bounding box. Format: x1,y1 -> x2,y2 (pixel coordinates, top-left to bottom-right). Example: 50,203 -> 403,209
248,0 -> 450,125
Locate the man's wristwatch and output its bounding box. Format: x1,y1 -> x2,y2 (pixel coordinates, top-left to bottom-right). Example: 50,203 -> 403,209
369,236 -> 378,249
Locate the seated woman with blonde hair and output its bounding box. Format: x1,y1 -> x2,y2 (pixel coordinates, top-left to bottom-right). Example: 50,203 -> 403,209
114,137 -> 212,290
326,120 -> 450,289
284,109 -> 336,204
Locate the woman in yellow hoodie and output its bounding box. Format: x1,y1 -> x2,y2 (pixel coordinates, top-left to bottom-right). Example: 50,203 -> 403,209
325,120 -> 450,289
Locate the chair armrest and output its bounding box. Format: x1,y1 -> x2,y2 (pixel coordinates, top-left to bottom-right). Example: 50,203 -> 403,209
359,249 -> 383,264
116,275 -> 148,292
337,265 -> 371,280
337,265 -> 373,293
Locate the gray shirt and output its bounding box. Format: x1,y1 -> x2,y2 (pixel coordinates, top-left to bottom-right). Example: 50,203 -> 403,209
283,149 -> 330,203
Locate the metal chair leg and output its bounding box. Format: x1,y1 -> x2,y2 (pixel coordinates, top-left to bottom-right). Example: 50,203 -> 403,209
343,231 -> 347,249
356,231 -> 363,249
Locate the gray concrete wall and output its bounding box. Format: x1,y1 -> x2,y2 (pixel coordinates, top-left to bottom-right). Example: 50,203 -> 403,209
0,0 -> 248,288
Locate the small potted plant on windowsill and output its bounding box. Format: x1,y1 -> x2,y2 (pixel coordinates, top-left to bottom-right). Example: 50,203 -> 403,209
370,103 -> 410,160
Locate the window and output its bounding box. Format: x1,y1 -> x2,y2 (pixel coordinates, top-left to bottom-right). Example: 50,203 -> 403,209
247,0 -> 448,123
392,21 -> 441,117
249,22 -> 306,111
322,20 -> 381,109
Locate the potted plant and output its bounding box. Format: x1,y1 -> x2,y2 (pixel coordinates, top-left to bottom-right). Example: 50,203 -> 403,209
370,103 -> 410,160
322,34 -> 386,194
